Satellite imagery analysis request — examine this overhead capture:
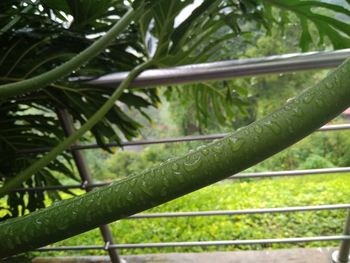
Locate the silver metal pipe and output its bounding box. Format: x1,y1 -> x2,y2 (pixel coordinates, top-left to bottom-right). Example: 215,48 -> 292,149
37,245 -> 103,251
36,235 -> 350,251
320,124 -> 350,131
82,49 -> 350,88
110,236 -> 350,248
12,166 -> 350,192
231,167 -> 350,179
16,123 -> 350,154
333,210 -> 350,263
129,204 -> 350,219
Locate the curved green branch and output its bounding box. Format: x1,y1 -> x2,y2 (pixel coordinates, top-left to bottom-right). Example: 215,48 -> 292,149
0,60 -> 154,198
1,58 -> 349,257
0,6 -> 142,99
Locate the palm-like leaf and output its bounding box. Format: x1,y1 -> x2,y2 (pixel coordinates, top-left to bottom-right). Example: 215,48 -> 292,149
262,0 -> 350,50
138,0 -> 268,66
0,0 -> 158,219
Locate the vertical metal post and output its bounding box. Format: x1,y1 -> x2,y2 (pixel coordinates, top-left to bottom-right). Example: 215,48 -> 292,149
332,209 -> 350,263
57,109 -> 122,263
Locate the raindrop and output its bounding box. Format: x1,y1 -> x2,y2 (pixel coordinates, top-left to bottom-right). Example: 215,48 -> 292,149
228,137 -> 244,152
316,98 -> 325,108
104,201 -> 114,213
292,108 -> 304,118
162,174 -> 171,187
128,178 -> 137,187
286,118 -> 295,134
174,170 -> 185,183
198,145 -> 210,156
284,103 -> 293,112
172,162 -> 180,171
254,125 -> 263,134
184,154 -> 202,172
170,162 -> 185,182
126,191 -> 135,202
196,145 -> 205,151
265,120 -> 282,135
244,129 -> 251,136
140,179 -> 155,197
286,97 -> 295,103
325,82 -> 337,95
340,67 -> 347,74
56,216 -> 69,230
333,76 -> 340,85
51,200 -> 60,207
162,158 -> 172,164
325,82 -> 332,89
212,140 -> 224,153
303,92 -> 315,104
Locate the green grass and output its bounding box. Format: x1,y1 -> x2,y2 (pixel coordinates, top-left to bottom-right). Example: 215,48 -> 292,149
32,172 -> 350,257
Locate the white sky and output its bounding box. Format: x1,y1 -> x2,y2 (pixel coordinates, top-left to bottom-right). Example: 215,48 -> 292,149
174,0 -> 204,27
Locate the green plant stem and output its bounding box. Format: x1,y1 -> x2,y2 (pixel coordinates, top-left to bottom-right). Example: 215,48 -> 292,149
0,6 -> 142,99
1,58 -> 349,257
0,60 -> 153,198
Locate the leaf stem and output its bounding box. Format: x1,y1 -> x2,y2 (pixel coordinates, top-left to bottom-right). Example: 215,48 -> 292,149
0,6 -> 142,99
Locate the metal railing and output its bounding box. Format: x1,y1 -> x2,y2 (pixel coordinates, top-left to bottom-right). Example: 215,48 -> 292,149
77,48 -> 350,88
15,49 -> 350,263
16,123 -> 350,153
36,236 -> 350,251
11,166 -> 350,192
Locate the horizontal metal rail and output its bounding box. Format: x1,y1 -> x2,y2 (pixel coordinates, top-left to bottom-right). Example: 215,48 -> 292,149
16,123 -> 350,154
80,49 -> 350,88
129,204 -> 350,219
36,235 -> 350,251
231,167 -> 350,179
12,166 -> 350,192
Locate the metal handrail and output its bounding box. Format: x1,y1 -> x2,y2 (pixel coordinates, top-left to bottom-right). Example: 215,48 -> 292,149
16,123 -> 350,154
129,204 -> 350,219
12,166 -> 350,192
230,167 -> 350,179
79,49 -> 350,88
36,235 -> 350,251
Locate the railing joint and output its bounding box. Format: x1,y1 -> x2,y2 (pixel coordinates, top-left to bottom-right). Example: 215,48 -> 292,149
104,241 -> 110,251
81,180 -> 89,190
